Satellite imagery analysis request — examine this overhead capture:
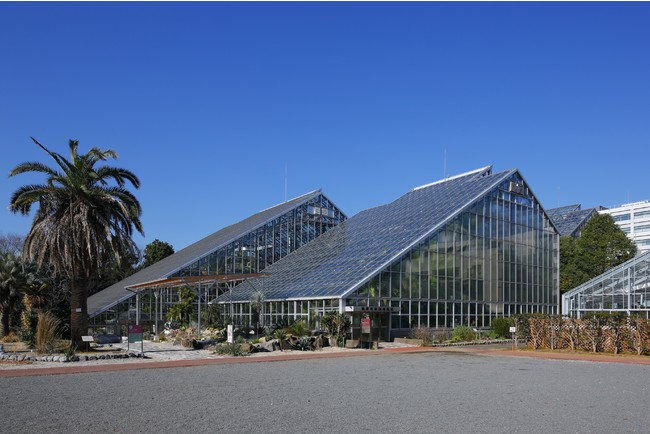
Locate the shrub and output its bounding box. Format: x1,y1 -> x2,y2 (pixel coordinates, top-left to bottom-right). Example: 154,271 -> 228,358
491,317 -> 512,339
294,336 -> 312,351
19,328 -> 36,349
63,343 -> 77,358
450,325 -> 476,342
322,312 -> 351,346
214,342 -> 246,357
409,327 -> 435,346
285,320 -> 309,337
433,330 -> 450,343
36,312 -> 61,355
1,332 -> 20,343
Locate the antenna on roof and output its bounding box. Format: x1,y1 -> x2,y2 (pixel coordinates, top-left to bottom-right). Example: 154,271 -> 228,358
443,148 -> 447,179
284,164 -> 288,202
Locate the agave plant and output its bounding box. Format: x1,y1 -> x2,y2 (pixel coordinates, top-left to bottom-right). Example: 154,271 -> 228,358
294,336 -> 312,351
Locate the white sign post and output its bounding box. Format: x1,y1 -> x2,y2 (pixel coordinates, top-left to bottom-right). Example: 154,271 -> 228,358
510,326 -> 517,350
227,324 -> 234,344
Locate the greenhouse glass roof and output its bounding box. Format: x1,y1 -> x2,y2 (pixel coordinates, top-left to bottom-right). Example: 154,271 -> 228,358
223,166 -> 527,302
547,205 -> 598,238
88,189 -> 334,317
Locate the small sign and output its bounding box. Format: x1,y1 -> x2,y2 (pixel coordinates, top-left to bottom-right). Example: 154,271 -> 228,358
128,324 -> 143,343
509,326 -> 516,333
361,317 -> 371,334
227,325 -> 234,344
81,336 -> 94,343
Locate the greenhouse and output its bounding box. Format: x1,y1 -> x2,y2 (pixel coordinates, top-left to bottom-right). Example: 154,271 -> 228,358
87,189 -> 346,335
562,251 -> 650,317
221,166 -> 560,340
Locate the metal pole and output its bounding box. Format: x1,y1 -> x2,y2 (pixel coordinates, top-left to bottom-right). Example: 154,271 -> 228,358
230,282 -> 233,319
136,292 -> 140,325
154,290 -> 159,337
197,281 -> 202,336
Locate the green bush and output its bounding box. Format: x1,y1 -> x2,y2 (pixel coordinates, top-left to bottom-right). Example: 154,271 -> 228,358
285,320 -> 309,337
450,325 -> 476,342
20,328 -> 36,349
63,343 -> 77,358
490,317 -> 512,339
322,312 -> 351,346
214,342 -> 246,357
294,336 -> 312,351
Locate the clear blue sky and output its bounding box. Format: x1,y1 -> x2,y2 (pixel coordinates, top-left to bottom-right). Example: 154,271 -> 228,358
1,2 -> 649,251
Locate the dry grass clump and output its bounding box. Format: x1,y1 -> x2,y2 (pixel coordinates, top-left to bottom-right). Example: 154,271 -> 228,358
36,312 -> 61,355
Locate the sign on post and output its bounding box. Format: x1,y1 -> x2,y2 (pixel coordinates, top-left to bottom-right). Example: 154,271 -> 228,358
361,317 -> 371,334
128,324 -> 143,343
128,324 -> 144,353
510,326 -> 517,351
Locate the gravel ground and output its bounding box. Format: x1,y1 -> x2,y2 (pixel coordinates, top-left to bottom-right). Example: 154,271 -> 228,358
1,350 -> 649,433
0,339 -> 380,370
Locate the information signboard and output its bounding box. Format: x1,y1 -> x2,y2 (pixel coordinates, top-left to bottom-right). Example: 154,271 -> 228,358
361,317 -> 371,334
128,324 -> 143,343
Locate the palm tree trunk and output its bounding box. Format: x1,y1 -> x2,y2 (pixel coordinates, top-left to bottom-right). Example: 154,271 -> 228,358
70,277 -> 88,348
0,310 -> 8,338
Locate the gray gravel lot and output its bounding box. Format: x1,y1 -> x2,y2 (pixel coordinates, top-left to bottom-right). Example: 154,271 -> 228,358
1,351 -> 648,433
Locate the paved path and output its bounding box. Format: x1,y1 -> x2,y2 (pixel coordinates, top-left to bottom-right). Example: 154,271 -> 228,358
3,342 -> 650,378
1,348 -> 648,433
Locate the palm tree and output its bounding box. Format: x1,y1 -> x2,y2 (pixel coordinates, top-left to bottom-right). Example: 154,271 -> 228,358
9,138 -> 143,347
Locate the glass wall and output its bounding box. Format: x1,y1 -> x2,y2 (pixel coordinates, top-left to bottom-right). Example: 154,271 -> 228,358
347,173 -> 559,330
91,194 -> 345,332
171,194 -> 345,279
228,298 -> 340,329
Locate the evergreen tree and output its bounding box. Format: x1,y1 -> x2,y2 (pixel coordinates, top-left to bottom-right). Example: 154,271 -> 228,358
560,214 -> 637,293
143,239 -> 174,267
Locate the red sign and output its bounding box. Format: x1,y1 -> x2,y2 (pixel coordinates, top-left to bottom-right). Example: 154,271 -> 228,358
128,324 -> 143,343
361,317 -> 371,334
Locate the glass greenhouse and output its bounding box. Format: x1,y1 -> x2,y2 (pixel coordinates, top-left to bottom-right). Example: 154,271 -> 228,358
562,251 -> 650,317
222,166 -> 560,339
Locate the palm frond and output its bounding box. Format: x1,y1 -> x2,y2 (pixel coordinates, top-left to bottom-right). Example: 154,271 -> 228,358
9,161 -> 62,179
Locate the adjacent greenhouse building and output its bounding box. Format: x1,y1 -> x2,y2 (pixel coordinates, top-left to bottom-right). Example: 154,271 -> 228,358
562,251 -> 650,318
87,190 -> 346,334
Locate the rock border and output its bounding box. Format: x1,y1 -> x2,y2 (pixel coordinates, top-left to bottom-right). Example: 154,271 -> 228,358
0,349 -> 149,364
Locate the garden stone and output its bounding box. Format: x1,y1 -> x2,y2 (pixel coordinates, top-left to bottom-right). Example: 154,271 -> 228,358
258,341 -> 275,352
280,339 -> 293,351
78,355 -> 87,361
240,343 -> 252,353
